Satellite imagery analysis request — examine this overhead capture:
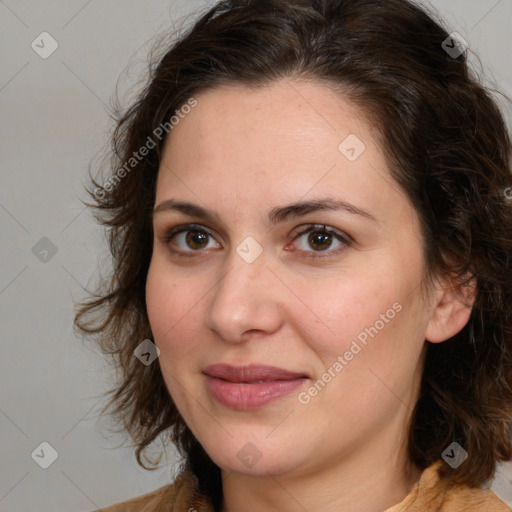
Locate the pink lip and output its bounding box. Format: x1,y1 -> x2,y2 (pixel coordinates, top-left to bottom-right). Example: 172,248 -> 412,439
203,364 -> 308,410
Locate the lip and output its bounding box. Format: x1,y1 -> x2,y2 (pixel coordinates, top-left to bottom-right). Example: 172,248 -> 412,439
203,364 -> 308,410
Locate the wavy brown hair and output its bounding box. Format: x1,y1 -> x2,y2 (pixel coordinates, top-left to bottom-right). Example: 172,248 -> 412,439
75,0 -> 512,507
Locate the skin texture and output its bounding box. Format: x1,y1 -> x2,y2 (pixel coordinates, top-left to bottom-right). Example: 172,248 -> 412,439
146,79 -> 475,512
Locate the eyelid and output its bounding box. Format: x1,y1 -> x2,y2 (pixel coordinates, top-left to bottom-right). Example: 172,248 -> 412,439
287,224 -> 351,258
290,223 -> 353,243
161,223 -> 221,250
160,222 -> 352,257
163,223 -> 215,237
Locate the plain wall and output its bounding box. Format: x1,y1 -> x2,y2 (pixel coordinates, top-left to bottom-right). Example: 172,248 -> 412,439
1,1 -> 511,510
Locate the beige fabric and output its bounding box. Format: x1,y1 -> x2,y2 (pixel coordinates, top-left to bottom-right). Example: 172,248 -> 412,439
97,461 -> 510,512
96,471 -> 214,512
384,462 -> 510,512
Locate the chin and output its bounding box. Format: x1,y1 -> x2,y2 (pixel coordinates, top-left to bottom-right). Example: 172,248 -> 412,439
198,432 -> 306,477
214,452 -> 298,477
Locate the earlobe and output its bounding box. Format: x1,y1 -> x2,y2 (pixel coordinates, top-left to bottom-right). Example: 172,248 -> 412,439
424,274 -> 477,344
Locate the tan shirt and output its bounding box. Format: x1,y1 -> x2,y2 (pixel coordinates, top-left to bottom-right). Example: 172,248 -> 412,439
98,461 -> 510,512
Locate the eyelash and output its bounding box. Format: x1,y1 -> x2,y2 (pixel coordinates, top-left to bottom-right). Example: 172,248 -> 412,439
161,223 -> 352,259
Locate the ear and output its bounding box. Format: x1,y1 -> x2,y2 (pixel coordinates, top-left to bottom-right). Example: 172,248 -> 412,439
424,273 -> 477,344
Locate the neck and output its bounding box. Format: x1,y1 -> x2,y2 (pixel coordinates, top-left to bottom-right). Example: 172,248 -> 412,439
221,456 -> 422,512
219,417 -> 423,512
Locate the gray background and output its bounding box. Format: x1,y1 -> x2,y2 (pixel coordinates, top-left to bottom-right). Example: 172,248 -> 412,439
1,1 -> 511,511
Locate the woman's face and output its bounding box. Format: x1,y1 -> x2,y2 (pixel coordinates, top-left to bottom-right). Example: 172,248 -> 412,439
146,79 -> 438,477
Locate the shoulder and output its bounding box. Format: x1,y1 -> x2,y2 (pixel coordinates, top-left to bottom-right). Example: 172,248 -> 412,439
440,483 -> 510,512
386,461 -> 510,512
97,484 -> 174,512
96,471 -> 214,512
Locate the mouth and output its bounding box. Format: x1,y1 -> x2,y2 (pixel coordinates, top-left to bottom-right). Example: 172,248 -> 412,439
203,364 -> 309,410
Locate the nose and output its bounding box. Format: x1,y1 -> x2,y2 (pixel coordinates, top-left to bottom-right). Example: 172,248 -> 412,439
204,247 -> 285,343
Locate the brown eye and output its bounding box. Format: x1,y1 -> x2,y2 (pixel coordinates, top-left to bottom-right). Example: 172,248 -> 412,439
164,224 -> 221,253
185,230 -> 209,250
292,224 -> 351,258
307,231 -> 333,251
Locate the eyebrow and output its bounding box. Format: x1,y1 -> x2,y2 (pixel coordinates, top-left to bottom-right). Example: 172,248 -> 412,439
153,197 -> 378,226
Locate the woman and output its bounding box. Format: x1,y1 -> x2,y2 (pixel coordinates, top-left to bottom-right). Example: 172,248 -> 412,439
75,0 -> 512,510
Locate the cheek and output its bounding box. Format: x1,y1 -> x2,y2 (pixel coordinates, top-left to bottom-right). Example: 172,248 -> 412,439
145,260 -> 207,362
295,264 -> 427,387
145,264 -> 172,338
292,272 -> 402,357
145,265 -> 199,404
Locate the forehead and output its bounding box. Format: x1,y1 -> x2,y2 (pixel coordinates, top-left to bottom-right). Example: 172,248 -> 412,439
163,79 -> 375,167
155,79 -> 413,229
